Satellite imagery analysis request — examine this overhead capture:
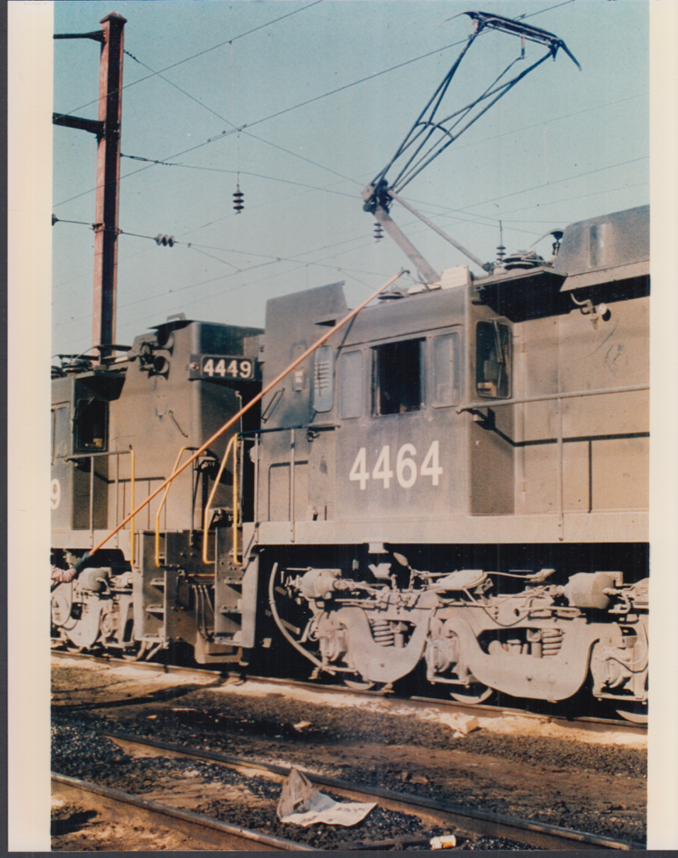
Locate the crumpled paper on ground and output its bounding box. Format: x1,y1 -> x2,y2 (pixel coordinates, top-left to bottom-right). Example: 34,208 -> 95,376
277,768 -> 376,827
439,712 -> 480,736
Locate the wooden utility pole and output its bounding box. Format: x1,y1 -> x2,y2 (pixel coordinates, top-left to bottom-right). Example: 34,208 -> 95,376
54,11 -> 127,360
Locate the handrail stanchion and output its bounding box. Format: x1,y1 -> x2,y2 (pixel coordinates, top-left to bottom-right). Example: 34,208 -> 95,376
129,447 -> 135,568
202,435 -> 237,565
154,447 -> 193,567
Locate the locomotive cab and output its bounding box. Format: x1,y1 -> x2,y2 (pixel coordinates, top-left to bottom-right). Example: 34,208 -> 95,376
51,367 -> 125,541
51,317 -> 264,664
242,206 -> 649,719
249,273 -> 518,530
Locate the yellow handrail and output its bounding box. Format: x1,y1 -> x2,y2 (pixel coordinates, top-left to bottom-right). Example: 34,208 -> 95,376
154,447 -> 193,567
129,447 -> 135,568
202,434 -> 240,565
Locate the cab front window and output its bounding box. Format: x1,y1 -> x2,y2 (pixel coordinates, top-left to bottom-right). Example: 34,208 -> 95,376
476,321 -> 511,399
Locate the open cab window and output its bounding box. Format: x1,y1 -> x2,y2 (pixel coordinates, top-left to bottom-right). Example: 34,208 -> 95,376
476,321 -> 511,399
74,398 -> 108,452
373,339 -> 423,415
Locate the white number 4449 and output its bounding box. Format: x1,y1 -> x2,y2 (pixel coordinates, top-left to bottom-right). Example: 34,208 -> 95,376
349,441 -> 442,490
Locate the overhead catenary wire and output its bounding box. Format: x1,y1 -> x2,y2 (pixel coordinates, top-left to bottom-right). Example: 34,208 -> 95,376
52,150 -> 646,270
441,155 -> 648,215
52,0 -> 646,354
53,1 -> 325,123
53,162 -> 647,341
53,86 -> 648,301
52,9 -> 631,229
53,33 -> 491,209
57,85 -> 647,248
53,143 -> 648,307
53,229 -> 390,334
119,156 -> 360,200
55,0 -> 573,124
54,0 -> 581,208
122,46 -> 360,187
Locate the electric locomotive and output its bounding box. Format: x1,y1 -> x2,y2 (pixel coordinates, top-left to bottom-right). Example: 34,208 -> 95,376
51,6 -> 648,719
51,316 -> 261,663
246,203 -> 649,719
51,203 -> 649,719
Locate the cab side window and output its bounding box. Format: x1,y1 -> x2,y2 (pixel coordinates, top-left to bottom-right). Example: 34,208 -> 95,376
476,321 -> 511,399
340,350 -> 363,418
74,398 -> 108,452
431,332 -> 460,407
372,339 -> 423,415
52,406 -> 69,461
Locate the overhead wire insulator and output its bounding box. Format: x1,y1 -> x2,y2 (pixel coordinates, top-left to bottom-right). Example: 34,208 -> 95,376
496,219 -> 505,265
374,222 -> 384,242
155,234 -> 175,247
233,185 -> 244,214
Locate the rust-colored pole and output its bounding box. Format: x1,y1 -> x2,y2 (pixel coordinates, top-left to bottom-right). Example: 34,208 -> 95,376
93,12 -> 126,360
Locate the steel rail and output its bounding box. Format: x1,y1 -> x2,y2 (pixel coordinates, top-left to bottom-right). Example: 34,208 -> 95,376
50,650 -> 647,735
99,730 -> 643,851
52,772 -> 315,851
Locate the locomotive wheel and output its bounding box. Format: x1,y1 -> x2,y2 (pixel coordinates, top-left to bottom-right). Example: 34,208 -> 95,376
121,643 -> 142,661
449,683 -> 493,704
615,703 -> 648,724
343,677 -> 376,691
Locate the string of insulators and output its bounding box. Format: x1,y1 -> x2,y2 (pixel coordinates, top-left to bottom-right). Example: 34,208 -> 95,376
155,234 -> 175,247
496,219 -> 505,264
374,222 -> 384,242
233,185 -> 244,214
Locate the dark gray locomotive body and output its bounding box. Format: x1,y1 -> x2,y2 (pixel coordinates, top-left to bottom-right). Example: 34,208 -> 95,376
51,317 -> 261,662
51,204 -> 649,718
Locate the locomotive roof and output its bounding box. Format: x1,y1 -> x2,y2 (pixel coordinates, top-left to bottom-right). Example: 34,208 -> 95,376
262,205 -> 649,331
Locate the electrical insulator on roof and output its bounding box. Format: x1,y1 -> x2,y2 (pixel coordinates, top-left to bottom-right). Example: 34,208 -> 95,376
374,222 -> 384,242
496,219 -> 505,265
155,234 -> 175,247
551,229 -> 564,258
233,185 -> 244,214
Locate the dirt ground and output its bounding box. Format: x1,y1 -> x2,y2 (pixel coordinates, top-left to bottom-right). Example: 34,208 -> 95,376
51,657 -> 647,850
51,798 -> 202,852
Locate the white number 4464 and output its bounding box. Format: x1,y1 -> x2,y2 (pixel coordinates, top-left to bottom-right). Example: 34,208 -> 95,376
349,441 -> 442,490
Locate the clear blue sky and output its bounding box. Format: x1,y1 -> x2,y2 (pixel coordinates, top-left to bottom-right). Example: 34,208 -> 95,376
51,0 -> 649,357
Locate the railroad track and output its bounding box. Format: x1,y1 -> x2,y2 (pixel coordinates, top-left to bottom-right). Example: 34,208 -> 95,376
51,649 -> 646,738
52,772 -> 313,851
52,729 -> 643,850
